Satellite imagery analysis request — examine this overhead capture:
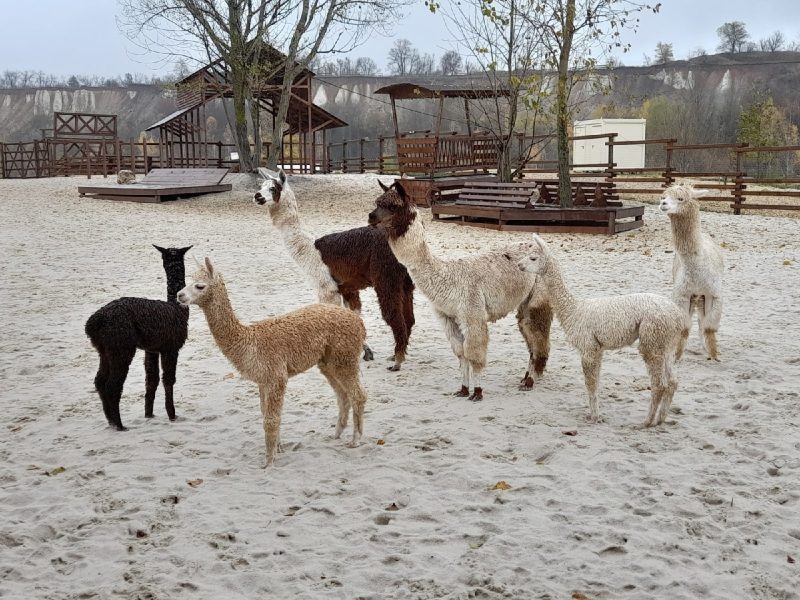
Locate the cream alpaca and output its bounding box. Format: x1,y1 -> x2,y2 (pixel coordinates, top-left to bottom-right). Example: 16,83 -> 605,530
178,257 -> 368,467
518,236 -> 683,426
660,183 -> 724,361
369,182 -> 552,401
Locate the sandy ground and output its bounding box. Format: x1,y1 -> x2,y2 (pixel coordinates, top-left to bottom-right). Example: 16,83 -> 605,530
0,173 -> 799,599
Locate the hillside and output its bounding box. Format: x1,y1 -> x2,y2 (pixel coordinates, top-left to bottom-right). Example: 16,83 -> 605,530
1,52 -> 798,144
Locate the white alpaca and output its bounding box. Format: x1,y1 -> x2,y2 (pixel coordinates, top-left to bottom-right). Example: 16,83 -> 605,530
178,257 -> 368,467
369,182 -> 552,401
659,183 -> 724,361
254,169 -> 341,304
518,235 -> 683,426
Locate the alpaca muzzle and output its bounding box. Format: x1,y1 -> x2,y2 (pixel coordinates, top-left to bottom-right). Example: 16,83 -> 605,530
254,192 -> 266,205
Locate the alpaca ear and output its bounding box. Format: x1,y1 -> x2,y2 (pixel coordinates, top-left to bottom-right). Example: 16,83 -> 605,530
532,234 -> 548,254
153,244 -> 166,254
192,254 -> 202,269
393,182 -> 407,200
204,257 -> 215,276
378,180 -> 390,192
257,167 -> 273,181
177,245 -> 193,256
278,169 -> 287,186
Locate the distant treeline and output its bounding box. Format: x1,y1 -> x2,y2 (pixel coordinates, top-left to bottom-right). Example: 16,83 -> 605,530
0,70 -> 175,89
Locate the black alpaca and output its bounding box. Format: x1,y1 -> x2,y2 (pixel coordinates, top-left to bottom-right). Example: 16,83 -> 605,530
85,245 -> 192,431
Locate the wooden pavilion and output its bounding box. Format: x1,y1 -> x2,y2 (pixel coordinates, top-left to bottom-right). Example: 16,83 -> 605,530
146,45 -> 347,172
375,81 -> 508,205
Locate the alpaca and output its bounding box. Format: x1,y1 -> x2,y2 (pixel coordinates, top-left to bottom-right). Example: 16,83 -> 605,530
368,181 -> 552,401
85,245 -> 192,431
254,169 -> 415,371
517,235 -> 683,426
659,183 -> 724,361
177,257 -> 368,467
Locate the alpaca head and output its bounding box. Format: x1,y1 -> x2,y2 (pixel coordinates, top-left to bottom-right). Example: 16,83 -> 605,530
368,180 -> 416,239
516,235 -> 551,275
178,257 -> 219,307
254,169 -> 296,217
153,245 -> 192,268
660,183 -> 704,216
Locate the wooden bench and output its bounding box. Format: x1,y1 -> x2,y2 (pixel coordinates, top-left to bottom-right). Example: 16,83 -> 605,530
432,179 -> 644,235
78,168 -> 232,203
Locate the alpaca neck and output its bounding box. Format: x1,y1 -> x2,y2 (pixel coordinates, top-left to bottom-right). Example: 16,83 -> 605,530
387,218 -> 441,279
166,271 -> 185,303
670,207 -> 702,255
271,201 -> 316,263
199,279 -> 247,365
542,260 -> 579,325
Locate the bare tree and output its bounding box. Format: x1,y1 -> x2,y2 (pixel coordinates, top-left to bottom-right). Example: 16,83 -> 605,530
413,52 -> 436,75
440,50 -> 462,75
522,0 -> 659,207
354,56 -> 378,75
121,0 -> 403,172
435,0 -> 551,182
654,42 -> 674,64
687,47 -> 707,59
387,39 -> 419,75
759,31 -> 785,52
716,21 -> 750,53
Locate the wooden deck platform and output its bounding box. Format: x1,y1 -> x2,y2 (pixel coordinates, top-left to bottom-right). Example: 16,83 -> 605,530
78,168 -> 232,203
395,174 -> 497,207
431,179 -> 644,234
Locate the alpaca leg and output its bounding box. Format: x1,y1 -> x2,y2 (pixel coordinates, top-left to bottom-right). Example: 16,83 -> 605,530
376,288 -> 409,371
318,363 -> 350,439
437,311 -> 469,396
581,351 -> 603,423
330,362 -> 367,448
106,347 -> 136,431
261,379 -> 287,467
343,290 -> 374,362
463,319 -> 489,401
641,352 -> 667,428
160,351 -> 179,421
674,297 -> 692,361
516,303 -> 553,390
700,295 -> 722,361
143,351 -> 160,418
656,352 -> 679,425
93,348 -> 113,425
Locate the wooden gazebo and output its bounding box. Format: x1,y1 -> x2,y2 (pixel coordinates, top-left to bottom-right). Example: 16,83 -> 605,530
375,81 -> 507,205
146,45 -> 347,172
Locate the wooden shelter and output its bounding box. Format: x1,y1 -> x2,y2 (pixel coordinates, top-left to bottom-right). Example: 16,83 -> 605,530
375,81 -> 509,205
146,45 -> 347,172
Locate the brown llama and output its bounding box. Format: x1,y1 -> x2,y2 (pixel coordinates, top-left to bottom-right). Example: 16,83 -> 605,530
254,170 -> 415,371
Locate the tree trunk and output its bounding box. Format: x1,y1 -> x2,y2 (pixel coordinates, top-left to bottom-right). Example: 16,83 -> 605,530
231,66 -> 254,173
267,68 -> 298,171
556,0 -> 576,208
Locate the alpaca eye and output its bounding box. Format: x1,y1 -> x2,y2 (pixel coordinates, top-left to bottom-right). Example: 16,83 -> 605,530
195,283 -> 206,290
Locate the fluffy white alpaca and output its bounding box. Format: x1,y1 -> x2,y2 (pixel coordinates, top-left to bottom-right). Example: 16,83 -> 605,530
518,235 -> 683,426
659,183 -> 724,361
254,169 -> 341,304
369,181 -> 552,401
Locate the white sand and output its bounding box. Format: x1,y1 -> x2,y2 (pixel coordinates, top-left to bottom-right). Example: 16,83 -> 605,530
1,173 -> 798,599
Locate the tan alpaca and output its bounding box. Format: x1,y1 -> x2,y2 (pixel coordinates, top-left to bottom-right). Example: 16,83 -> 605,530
178,257 -> 368,467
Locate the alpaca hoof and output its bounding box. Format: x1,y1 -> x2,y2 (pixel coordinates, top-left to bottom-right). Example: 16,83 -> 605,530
115,425 -> 129,432
519,376 -> 534,391
169,417 -> 177,422
145,413 -> 154,419
454,386 -> 470,398
363,348 -> 375,362
468,388 -> 483,402
587,414 -> 603,424
346,440 -> 360,449
387,364 -> 401,372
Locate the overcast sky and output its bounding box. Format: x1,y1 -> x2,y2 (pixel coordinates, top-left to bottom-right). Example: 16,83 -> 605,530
1,0 -> 798,77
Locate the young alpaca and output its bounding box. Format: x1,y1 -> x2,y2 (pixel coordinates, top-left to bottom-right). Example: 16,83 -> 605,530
660,183 -> 724,361
368,181 -> 552,401
254,169 -> 415,371
518,236 -> 683,426
85,245 -> 192,431
178,257 -> 368,467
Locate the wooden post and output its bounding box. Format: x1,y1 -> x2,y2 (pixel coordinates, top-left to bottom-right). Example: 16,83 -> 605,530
359,138 -> 365,173
605,134 -> 616,194
390,97 -> 400,139
464,98 -> 472,136
378,136 -> 385,174
341,140 -> 348,173
733,144 -> 745,215
664,139 -> 675,187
